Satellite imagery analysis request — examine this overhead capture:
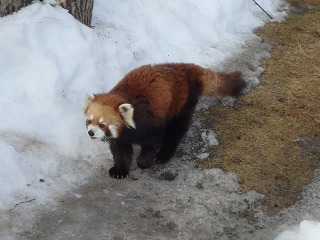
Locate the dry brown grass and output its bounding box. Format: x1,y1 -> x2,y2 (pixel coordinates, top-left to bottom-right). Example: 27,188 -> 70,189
200,1 -> 320,213
288,0 -> 320,5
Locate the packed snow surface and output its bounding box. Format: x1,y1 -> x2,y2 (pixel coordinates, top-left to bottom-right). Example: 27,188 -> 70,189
275,221 -> 320,240
1,1 -> 316,239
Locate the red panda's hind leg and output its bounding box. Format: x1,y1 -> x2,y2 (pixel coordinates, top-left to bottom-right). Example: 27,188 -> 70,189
137,141 -> 161,169
157,79 -> 200,164
156,110 -> 194,164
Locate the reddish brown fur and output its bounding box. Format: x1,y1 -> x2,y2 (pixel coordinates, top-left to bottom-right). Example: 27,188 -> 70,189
108,63 -> 245,119
84,63 -> 246,179
111,64 -> 189,119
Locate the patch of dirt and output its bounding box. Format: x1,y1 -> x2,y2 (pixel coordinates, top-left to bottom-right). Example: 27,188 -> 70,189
200,0 -> 320,214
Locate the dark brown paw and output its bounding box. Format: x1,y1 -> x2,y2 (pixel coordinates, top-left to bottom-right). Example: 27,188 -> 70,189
137,155 -> 154,169
137,158 -> 154,169
109,167 -> 129,179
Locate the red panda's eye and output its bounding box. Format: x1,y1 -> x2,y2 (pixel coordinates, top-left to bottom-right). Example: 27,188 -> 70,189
99,124 -> 105,129
87,120 -> 92,125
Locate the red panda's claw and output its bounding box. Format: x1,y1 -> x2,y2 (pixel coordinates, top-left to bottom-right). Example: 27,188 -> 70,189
109,166 -> 129,179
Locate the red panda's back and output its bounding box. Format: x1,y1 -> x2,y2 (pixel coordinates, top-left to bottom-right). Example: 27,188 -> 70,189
111,64 -> 193,119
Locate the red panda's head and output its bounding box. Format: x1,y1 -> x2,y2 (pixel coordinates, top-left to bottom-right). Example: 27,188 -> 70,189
83,93 -> 136,140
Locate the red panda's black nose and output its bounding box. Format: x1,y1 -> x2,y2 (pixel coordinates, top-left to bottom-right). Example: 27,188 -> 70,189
88,130 -> 95,137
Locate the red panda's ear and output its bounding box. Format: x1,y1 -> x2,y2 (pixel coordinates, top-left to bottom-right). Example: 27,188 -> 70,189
118,103 -> 136,129
83,93 -> 95,112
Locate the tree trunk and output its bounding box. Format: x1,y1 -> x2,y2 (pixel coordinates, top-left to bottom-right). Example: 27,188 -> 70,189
57,0 -> 94,27
0,0 -> 32,17
0,0 -> 94,27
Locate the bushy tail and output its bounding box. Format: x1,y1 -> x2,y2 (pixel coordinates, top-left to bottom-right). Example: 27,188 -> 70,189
200,68 -> 247,97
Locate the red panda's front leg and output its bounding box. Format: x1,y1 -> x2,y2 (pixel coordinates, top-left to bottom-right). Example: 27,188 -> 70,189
108,141 -> 133,179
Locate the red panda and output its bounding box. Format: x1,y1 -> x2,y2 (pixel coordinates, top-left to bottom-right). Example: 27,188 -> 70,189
83,63 -> 246,179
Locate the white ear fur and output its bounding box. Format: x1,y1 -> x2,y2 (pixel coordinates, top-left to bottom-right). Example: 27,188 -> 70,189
118,103 -> 136,129
83,93 -> 95,112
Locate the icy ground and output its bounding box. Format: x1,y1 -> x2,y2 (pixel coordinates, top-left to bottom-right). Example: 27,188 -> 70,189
1,0 -> 320,239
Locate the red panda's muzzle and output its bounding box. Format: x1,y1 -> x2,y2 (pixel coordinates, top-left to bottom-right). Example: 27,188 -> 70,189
87,123 -> 120,140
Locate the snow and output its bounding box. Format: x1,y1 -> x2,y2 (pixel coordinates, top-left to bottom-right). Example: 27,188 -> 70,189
275,221 -> 320,240
1,0 -> 315,239
93,0 -> 284,73
0,2 -> 106,208
201,130 -> 219,146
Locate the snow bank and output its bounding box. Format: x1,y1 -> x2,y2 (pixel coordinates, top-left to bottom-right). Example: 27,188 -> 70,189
0,3 -> 106,208
0,3 -> 105,150
93,0 -> 286,76
0,0 -> 286,209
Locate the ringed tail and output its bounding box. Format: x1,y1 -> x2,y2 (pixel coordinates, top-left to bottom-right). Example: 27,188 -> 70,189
200,68 -> 247,97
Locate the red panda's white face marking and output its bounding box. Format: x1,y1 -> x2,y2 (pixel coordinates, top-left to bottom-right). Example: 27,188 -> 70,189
83,94 -> 136,140
87,123 -> 106,139
108,124 -> 119,138
85,103 -> 123,140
